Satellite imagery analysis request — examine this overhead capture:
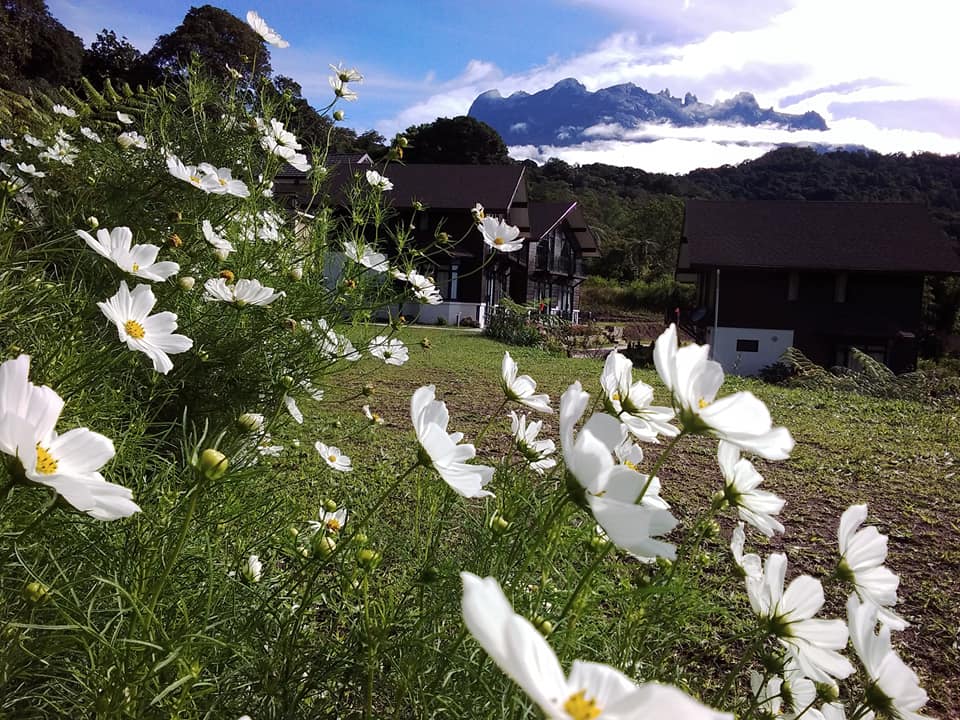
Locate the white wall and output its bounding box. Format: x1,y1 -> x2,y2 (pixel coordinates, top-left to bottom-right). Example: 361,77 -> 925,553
400,301 -> 487,328
711,327 -> 794,376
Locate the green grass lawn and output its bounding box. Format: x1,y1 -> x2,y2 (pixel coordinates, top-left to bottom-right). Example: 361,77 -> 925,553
267,326 -> 960,717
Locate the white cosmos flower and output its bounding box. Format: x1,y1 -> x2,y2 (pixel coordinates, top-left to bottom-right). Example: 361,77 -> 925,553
717,441 -> 785,537
80,127 -> 101,143
510,411 -> 556,475
116,131 -> 147,150
477,216 -> 523,252
343,239 -> 388,272
560,382 -> 677,560
730,522 -> 762,579
1,138 -> 17,152
365,170 -> 392,190
166,154 -> 207,191
501,352 -> 552,413
330,75 -> 358,101
315,441 -> 352,472
16,163 -> 45,178
258,117 -> 302,151
0,355 -> 139,521
52,104 -> 76,117
241,554 -> 262,583
411,385 -> 495,498
746,553 -> 853,683
116,111 -> 134,124
471,202 -> 485,220
837,505 -> 906,630
246,10 -> 289,48
197,163 -> 250,197
363,405 -> 384,425
847,595 -> 927,720
329,63 -> 363,83
309,507 -> 347,534
283,394 -> 303,424
461,572 -> 731,720
98,282 -> 193,374
782,655 -> 818,717
202,220 -> 234,255
203,278 -> 284,306
653,324 -> 794,460
750,671 -> 782,718
39,139 -> 77,164
368,336 -> 408,366
600,350 -> 677,442
23,134 -> 44,148
76,226 -> 180,281
393,269 -> 443,304
614,438 -> 643,470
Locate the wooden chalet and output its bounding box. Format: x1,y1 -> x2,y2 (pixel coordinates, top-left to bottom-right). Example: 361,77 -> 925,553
275,161 -> 599,327
677,199 -> 960,375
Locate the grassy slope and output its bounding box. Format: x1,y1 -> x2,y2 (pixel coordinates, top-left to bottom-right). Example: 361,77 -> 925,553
280,326 -> 959,716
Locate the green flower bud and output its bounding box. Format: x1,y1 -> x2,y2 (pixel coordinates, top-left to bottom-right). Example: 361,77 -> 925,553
815,681 -> 840,704
238,412 -> 264,432
333,109 -> 345,121
22,580 -> 49,603
199,448 -> 228,480
287,526 -> 299,538
490,514 -> 510,534
356,548 -> 381,571
86,216 -> 99,228
288,267 -> 303,281
533,616 -> 553,636
312,534 -> 337,558
178,276 -> 196,291
353,532 -> 369,546
323,499 -> 338,513
280,375 -> 295,389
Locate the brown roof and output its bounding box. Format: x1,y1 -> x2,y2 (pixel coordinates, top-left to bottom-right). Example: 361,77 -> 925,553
529,201 -> 601,257
683,199 -> 960,273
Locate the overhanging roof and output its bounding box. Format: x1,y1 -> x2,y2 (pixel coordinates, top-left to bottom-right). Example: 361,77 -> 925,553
683,199 -> 960,273
528,201 -> 601,257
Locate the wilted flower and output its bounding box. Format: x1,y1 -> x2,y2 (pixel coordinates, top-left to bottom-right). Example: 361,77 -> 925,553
411,385 -> 495,498
501,351 -> 552,413
365,170 -> 392,191
315,441 -> 352,472
654,324 -> 794,460
460,573 -> 731,720
16,163 -> 45,178
76,226 -> 180,281
477,216 -> 523,252
116,131 -> 147,150
203,277 -> 284,306
201,220 -> 234,256
0,355 -> 139,521
97,281 -> 193,374
362,405 -> 384,425
368,336 -> 408,366
246,10 -> 290,48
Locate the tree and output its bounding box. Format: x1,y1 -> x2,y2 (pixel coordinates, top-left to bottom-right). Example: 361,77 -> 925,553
403,116 -> 510,164
148,5 -> 270,82
0,0 -> 85,92
83,29 -> 159,88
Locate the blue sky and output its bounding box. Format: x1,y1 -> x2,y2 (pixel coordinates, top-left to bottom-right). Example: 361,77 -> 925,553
49,0 -> 960,173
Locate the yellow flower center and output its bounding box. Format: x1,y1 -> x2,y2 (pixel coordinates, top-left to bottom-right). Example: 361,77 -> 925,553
124,319 -> 146,339
35,445 -> 57,475
218,178 -> 227,186
624,460 -> 637,471
328,454 -> 338,463
131,263 -> 140,272
698,398 -> 710,409
189,175 -> 201,184
326,519 -> 341,531
611,392 -> 621,402
494,236 -> 505,246
563,690 -> 602,720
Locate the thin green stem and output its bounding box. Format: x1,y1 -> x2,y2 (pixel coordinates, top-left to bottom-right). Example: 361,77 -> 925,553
712,634 -> 765,706
474,398 -> 509,445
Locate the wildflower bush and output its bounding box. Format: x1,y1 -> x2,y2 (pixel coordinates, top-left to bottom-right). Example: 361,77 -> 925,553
0,13 -> 935,720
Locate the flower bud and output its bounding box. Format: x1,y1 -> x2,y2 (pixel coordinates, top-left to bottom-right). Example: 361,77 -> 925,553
280,375 -> 295,389
214,248 -> 230,261
287,526 -> 300,539
312,534 -> 336,558
362,383 -> 375,397
219,269 -> 235,283
168,210 -> 183,223
288,267 -> 303,281
323,499 -> 338,513
356,548 -> 381,571
291,439 -> 300,449
490,514 -> 510,534
333,109 -> 345,121
178,276 -> 196,290
815,681 -> 840,704
397,135 -> 408,148
283,317 -> 298,331
168,233 -> 183,248
22,580 -> 49,603
533,616 -> 553,636
353,532 -> 369,546
241,555 -> 262,583
199,448 -> 228,480
238,412 -> 264,432
86,216 -> 99,228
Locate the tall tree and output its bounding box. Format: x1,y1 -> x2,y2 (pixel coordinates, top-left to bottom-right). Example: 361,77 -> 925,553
148,5 -> 270,82
0,0 -> 85,92
83,29 -> 159,88
403,116 -> 510,164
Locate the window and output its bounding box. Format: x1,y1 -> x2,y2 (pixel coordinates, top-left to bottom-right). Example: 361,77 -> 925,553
834,272 -> 848,303
787,272 -> 799,301
736,339 -> 759,352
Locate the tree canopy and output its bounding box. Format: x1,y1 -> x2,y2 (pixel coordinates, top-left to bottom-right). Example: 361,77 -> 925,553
402,116 -> 510,164
0,0 -> 85,92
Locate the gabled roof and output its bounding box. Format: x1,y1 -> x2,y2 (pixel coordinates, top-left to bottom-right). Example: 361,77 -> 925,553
375,163 -> 526,210
683,199 -> 960,273
529,201 -> 601,257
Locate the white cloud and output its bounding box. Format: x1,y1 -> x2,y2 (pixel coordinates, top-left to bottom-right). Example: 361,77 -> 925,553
380,0 -> 960,167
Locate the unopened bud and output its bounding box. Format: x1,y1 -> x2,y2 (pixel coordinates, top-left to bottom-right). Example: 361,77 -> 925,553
280,375 -> 295,389
214,248 -> 230,261
288,267 -> 303,281
353,532 -> 369,546
333,109 -> 345,121
490,514 -> 510,534
287,526 -> 299,538
22,580 -> 49,603
178,276 -> 196,290
238,412 -> 264,432
323,499 -> 338,513
356,548 -> 381,570
397,135 -> 408,148
86,216 -> 99,228
533,616 -> 553,636
199,448 -> 228,480
312,534 -> 337,558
